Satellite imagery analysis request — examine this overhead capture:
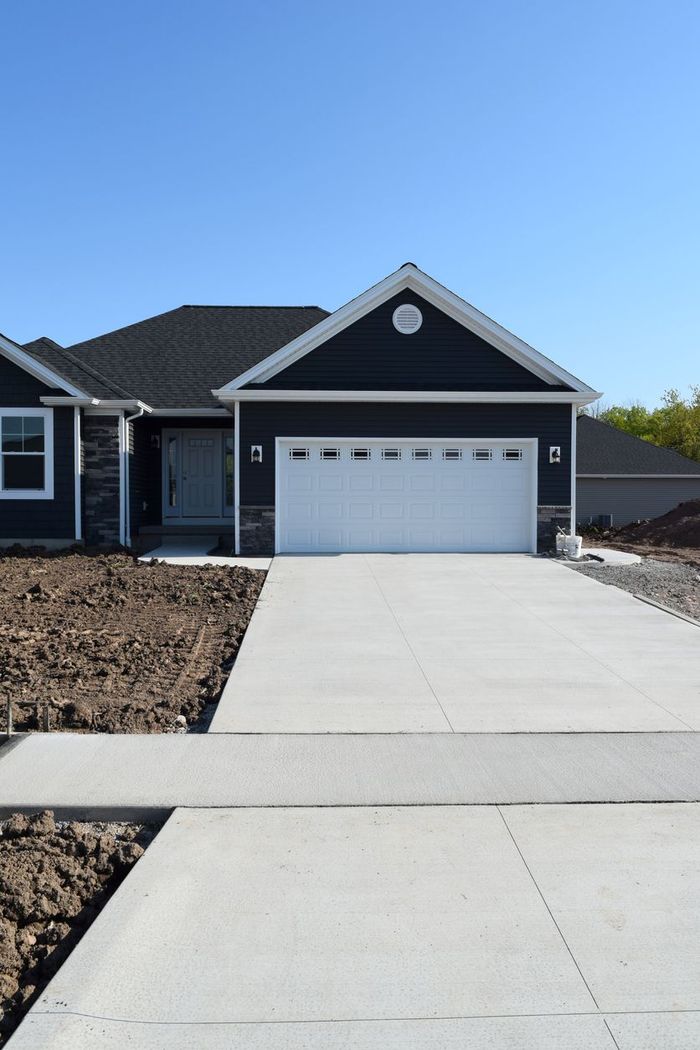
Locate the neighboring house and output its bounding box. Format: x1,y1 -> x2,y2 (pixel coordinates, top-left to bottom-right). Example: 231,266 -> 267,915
1,264 -> 600,554
576,414 -> 700,526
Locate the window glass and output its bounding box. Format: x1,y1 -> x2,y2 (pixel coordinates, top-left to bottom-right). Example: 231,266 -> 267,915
224,435 -> 234,507
168,436 -> 177,507
1,415 -> 47,492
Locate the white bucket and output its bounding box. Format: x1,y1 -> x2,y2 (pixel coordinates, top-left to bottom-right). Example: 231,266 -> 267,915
565,534 -> 583,559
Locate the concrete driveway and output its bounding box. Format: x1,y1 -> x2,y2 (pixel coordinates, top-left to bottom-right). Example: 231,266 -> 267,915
211,554 -> 700,733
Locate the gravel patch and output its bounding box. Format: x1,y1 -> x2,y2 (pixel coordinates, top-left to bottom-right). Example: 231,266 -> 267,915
570,558 -> 700,621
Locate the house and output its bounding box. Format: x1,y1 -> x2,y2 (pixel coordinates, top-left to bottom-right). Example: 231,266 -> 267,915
1,264 -> 600,555
576,414 -> 700,526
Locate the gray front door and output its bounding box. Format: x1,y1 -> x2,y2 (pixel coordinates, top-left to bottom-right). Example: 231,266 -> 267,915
182,431 -> 222,517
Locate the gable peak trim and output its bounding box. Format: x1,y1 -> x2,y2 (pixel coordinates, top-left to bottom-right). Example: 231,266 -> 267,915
213,263 -> 595,396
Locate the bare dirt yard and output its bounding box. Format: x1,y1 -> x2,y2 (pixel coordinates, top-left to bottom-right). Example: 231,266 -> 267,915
0,809 -> 157,1045
571,558 -> 700,620
583,499 -> 700,568
0,549 -> 265,733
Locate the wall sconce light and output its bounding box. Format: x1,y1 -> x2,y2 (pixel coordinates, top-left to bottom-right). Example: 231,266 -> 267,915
549,446 -> 561,464
251,445 -> 262,464
150,434 -> 160,450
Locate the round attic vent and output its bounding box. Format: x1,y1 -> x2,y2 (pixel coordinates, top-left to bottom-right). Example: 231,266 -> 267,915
392,303 -> 423,334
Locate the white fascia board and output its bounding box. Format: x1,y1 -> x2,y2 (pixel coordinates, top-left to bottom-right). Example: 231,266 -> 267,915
148,407 -> 232,417
40,396 -> 153,413
577,473 -> 700,479
213,264 -> 596,395
218,389 -> 602,406
0,332 -> 89,398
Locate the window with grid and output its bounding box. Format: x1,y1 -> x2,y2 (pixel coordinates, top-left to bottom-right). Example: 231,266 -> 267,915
1,413 -> 51,496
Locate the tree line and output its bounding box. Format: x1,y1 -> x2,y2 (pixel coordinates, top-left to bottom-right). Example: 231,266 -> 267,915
586,387 -> 700,463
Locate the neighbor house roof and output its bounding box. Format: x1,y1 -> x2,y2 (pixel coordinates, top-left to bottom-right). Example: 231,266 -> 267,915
577,414 -> 700,476
57,306 -> 331,408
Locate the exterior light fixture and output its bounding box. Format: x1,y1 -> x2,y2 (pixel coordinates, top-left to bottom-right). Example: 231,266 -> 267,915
251,445 -> 262,463
549,446 -> 561,464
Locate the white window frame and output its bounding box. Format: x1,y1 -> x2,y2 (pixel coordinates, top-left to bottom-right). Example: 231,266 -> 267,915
0,407 -> 54,500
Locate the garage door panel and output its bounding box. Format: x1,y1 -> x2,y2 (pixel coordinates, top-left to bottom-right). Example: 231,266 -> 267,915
278,440 -> 534,553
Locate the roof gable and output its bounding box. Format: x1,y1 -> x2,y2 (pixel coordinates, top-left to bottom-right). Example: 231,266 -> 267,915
0,332 -> 88,398
245,291 -> 566,392
577,415 -> 700,476
215,263 -> 595,395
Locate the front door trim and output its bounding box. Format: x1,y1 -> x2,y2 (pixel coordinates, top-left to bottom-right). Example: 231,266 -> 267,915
161,428 -> 234,524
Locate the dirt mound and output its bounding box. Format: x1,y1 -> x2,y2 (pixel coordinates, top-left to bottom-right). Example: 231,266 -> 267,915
0,810 -> 154,1044
0,551 -> 265,733
616,500 -> 700,548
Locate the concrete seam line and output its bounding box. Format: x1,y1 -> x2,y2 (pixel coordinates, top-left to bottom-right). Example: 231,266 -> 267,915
496,805 -> 601,1012
25,1006 -> 700,1026
633,593 -> 700,629
360,555 -> 455,733
603,1018 -> 623,1049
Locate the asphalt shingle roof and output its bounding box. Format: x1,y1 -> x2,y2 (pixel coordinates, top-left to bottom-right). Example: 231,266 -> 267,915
23,337 -> 135,399
577,414 -> 700,475
53,305 -> 329,408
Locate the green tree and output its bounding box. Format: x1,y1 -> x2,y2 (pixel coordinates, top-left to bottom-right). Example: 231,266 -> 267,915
591,388 -> 700,462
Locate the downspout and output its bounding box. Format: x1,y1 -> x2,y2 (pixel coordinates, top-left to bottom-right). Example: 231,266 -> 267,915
123,407 -> 145,548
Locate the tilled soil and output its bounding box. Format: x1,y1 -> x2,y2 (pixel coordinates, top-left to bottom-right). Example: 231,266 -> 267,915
0,809 -> 156,1045
570,558 -> 700,620
0,549 -> 265,733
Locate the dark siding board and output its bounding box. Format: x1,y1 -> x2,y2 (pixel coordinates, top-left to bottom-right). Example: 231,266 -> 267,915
0,354 -> 68,405
248,292 -> 571,392
240,402 -> 572,507
0,406 -> 75,539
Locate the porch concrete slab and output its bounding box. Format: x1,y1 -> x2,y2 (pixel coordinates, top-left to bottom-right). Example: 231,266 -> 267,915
502,803 -> 700,1013
11,806 -> 598,1044
138,541 -> 270,569
210,554 -> 700,733
3,732 -> 700,816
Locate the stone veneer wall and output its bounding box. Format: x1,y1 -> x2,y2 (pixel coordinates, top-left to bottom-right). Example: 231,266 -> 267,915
537,505 -> 572,552
239,507 -> 275,555
83,415 -> 121,546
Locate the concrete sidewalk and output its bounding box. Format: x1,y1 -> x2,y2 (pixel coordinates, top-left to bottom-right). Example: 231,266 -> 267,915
12,804 -> 700,1050
211,554 -> 700,734
3,732 -> 700,816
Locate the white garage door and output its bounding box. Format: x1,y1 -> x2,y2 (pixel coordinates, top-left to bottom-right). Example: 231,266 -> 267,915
277,439 -> 535,553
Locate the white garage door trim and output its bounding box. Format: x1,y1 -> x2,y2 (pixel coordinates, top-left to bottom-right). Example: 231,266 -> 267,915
275,437 -> 538,554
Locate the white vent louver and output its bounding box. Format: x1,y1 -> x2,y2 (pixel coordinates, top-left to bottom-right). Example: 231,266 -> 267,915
392,303 -> 423,334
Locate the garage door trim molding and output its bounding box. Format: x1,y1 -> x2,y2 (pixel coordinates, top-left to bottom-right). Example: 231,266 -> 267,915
274,436 -> 538,555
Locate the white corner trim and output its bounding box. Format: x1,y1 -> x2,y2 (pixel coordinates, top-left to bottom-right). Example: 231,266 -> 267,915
213,264 -> 597,395
234,401 -> 240,555
217,389 -> 602,406
40,396 -> 153,414
73,407 -> 82,540
0,332 -> 89,398
0,407 -> 54,500
118,412 -> 126,546
570,405 -> 577,533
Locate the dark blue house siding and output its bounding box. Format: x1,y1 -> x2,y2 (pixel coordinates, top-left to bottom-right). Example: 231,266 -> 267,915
246,292 -> 572,393
0,355 -> 76,542
239,401 -> 573,508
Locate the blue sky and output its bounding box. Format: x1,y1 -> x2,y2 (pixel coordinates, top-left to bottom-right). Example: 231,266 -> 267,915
2,1 -> 698,405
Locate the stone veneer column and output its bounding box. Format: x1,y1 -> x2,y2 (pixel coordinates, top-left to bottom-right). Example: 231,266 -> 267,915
83,415 -> 121,546
537,505 -> 572,552
239,507 -> 275,555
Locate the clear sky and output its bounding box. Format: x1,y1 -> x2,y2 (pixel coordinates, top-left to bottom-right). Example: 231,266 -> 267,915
2,1 -> 698,405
